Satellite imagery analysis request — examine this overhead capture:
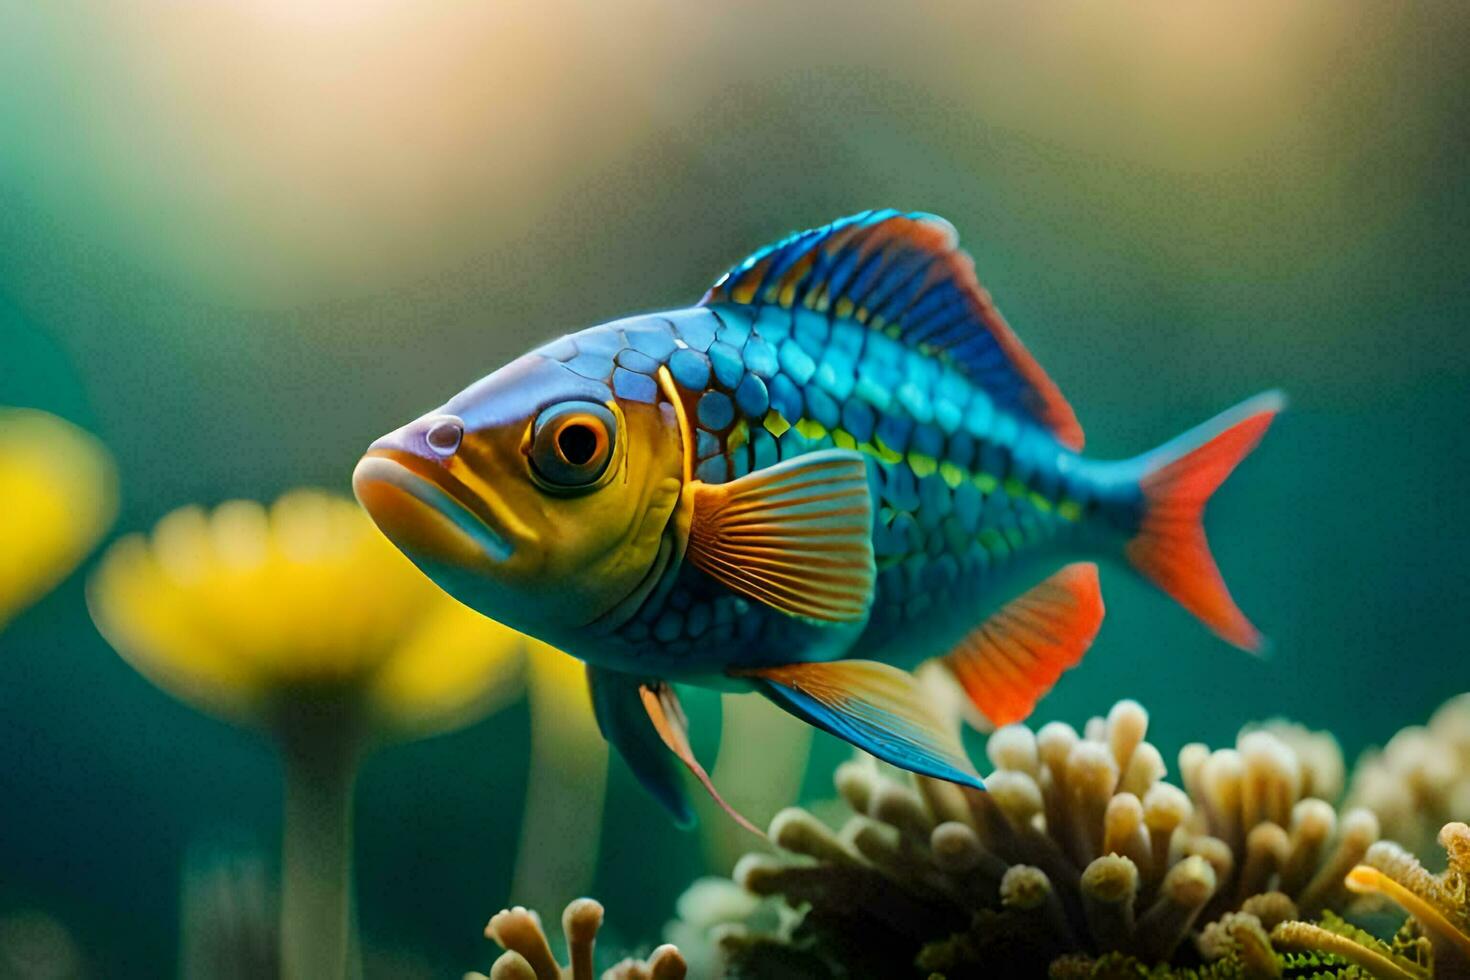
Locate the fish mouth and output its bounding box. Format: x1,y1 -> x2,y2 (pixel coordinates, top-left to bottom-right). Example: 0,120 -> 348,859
352,449 -> 514,563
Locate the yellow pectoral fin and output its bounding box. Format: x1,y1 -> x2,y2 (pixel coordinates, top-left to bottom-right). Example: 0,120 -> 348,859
943,562 -> 1105,727
684,449 -> 875,623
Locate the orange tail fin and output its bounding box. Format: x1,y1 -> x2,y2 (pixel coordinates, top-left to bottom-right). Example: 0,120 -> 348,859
1124,392 -> 1284,652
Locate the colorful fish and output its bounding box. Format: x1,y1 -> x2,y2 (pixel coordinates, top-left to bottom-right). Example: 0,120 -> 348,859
353,210 -> 1282,832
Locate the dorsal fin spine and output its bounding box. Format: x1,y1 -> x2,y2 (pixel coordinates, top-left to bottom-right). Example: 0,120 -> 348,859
701,210 -> 1085,451
869,252 -> 928,322
818,237 -> 864,300
903,273 -> 954,330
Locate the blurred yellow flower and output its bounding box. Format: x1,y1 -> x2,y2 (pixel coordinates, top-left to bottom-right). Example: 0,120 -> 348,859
88,489 -> 531,980
88,489 -> 523,738
0,407 -> 116,630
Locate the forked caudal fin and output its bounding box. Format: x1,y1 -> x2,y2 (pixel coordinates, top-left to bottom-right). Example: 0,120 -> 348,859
1125,391 -> 1285,652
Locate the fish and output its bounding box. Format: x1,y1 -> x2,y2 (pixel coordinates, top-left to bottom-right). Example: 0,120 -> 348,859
353,209 -> 1282,832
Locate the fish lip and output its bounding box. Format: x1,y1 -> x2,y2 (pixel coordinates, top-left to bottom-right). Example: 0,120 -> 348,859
354,448 -> 514,563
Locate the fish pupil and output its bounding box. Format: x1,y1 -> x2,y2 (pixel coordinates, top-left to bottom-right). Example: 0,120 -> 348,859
557,423 -> 598,466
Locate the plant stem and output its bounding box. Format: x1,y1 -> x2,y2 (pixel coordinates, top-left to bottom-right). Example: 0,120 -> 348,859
509,649 -> 609,915
280,728 -> 358,980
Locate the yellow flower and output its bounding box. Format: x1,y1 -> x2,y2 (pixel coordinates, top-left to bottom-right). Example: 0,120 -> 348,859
0,408 -> 116,629
88,489 -> 523,739
88,489 -> 530,980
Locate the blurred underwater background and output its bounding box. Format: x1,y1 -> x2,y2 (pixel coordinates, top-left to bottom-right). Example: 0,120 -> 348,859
1,1 -> 1468,976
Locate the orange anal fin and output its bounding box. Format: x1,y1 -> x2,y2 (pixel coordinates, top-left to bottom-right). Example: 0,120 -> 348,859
685,448 -> 875,623
944,562 -> 1105,727
638,683 -> 766,839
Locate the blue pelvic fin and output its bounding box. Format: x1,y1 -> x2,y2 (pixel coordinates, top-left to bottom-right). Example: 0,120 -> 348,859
586,665 -> 764,836
738,660 -> 984,790
587,665 -> 693,827
685,448 -> 875,623
700,209 -> 1084,450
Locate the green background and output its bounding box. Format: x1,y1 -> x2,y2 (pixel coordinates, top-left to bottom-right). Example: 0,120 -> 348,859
2,1 -> 1467,974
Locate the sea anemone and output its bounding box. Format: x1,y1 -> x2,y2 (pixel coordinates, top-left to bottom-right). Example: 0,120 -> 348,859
474,899 -> 687,980
0,407 -> 116,630
1319,821 -> 1469,977
1262,819 -> 1470,980
88,490 -> 527,980
1347,693 -> 1470,863
670,698 -> 1445,979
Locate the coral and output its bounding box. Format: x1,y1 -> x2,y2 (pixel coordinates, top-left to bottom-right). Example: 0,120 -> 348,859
662,876 -> 816,979
1322,822 -> 1470,977
1347,694 -> 1470,864
473,900 -> 687,980
669,699 -> 1441,979
0,407 -> 116,630
1265,692 -> 1470,978
1270,910 -> 1427,980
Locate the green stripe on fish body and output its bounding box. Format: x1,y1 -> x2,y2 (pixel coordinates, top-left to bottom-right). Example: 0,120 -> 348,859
530,304 -> 1141,671
358,209 -> 1281,831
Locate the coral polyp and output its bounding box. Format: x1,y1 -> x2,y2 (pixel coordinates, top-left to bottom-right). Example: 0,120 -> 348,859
1348,694 -> 1470,863
1334,823 -> 1470,977
473,899 -> 687,980
670,697 -> 1470,978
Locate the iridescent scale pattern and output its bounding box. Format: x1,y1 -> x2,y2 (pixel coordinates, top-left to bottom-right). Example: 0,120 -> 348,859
532,303 -> 1130,667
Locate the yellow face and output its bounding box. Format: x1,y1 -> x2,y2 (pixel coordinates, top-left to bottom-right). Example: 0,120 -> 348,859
353,354 -> 685,642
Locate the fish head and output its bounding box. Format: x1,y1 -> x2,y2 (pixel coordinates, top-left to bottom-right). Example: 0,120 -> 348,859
353,352 -> 685,638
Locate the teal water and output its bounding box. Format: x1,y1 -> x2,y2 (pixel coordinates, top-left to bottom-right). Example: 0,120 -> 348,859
1,3 -> 1468,974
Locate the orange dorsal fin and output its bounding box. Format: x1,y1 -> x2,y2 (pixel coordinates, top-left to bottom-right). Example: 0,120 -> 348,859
943,562 -> 1105,726
684,448 -> 875,623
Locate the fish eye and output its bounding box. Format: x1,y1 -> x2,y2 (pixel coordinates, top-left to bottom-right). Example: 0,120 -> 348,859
425,417 -> 463,457
529,402 -> 616,489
